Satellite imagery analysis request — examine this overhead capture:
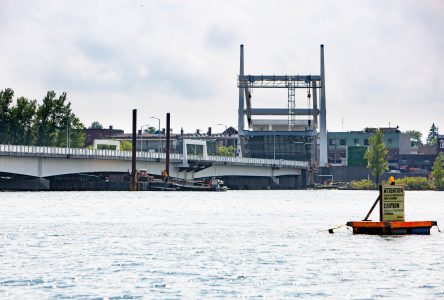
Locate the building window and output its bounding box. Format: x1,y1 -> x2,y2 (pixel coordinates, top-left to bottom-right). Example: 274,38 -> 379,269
364,139 -> 369,146
339,139 -> 346,146
440,140 -> 444,148
388,138 -> 393,144
329,139 -> 336,145
354,138 -> 358,144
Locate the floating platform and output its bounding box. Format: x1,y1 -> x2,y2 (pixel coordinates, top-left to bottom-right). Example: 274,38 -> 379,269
346,221 -> 438,235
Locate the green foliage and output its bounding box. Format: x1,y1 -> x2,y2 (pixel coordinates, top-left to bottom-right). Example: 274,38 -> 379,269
363,127 -> 377,134
144,126 -> 157,134
404,130 -> 423,145
5,96 -> 36,145
396,177 -> 431,190
89,121 -> 103,129
97,144 -> 117,150
432,153 -> 444,190
120,140 -> 132,151
217,145 -> 235,157
364,129 -> 388,184
426,123 -> 438,145
349,179 -> 377,190
349,177 -> 434,190
0,88 -> 15,143
69,120 -> 86,148
0,88 -> 85,148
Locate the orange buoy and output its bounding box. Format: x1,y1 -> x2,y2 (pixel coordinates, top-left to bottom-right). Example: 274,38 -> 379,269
347,184 -> 438,235
347,221 -> 437,235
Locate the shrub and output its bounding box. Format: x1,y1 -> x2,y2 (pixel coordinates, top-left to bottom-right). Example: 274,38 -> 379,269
432,153 -> 444,190
395,177 -> 432,190
349,179 -> 377,190
217,145 -> 235,157
431,179 -> 444,191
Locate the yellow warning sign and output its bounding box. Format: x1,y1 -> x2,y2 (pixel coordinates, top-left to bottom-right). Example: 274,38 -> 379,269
381,185 -> 404,221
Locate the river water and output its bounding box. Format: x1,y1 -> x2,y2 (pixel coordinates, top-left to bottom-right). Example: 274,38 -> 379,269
0,190 -> 443,299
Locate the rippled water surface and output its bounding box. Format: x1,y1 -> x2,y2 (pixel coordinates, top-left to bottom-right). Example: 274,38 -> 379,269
0,190 -> 443,299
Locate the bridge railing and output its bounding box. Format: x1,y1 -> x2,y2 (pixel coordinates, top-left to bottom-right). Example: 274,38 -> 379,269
0,144 -> 308,168
190,154 -> 308,168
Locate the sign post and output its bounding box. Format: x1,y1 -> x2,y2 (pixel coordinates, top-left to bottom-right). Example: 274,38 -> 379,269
380,185 -> 405,221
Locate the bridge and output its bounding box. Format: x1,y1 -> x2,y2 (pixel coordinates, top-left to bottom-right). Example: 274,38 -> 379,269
0,145 -> 308,187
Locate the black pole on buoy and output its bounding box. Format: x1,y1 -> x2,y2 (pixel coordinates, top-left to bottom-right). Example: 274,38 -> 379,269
363,194 -> 381,221
130,109 -> 138,191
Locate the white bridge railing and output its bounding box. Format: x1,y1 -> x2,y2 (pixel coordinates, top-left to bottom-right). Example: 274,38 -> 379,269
0,144 -> 308,169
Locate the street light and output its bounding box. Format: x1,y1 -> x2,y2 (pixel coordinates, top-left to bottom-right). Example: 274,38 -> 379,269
149,116 -> 161,153
140,124 -> 150,152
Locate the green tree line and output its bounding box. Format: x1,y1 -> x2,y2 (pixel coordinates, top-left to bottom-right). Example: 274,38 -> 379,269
0,88 -> 85,147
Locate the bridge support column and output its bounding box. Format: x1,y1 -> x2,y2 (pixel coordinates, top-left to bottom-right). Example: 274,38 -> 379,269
38,158 -> 43,177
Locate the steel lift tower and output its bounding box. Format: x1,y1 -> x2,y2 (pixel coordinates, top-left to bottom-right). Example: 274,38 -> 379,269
237,44 -> 327,167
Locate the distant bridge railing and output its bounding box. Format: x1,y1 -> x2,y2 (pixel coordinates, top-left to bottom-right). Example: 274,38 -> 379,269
0,144 -> 308,169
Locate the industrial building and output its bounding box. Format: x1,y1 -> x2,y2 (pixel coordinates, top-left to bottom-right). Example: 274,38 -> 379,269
327,128 -> 412,165
236,44 -> 328,175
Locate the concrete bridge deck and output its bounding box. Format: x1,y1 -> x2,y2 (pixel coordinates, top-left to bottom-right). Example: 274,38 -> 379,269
0,144 -> 308,180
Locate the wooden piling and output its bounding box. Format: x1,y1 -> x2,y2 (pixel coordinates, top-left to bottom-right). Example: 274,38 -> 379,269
130,109 -> 138,191
165,113 -> 170,177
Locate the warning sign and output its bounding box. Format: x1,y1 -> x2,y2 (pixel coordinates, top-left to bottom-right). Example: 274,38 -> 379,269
381,185 -> 404,221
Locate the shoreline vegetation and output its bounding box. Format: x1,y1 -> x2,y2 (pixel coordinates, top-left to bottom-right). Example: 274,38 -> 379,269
346,177 -> 443,191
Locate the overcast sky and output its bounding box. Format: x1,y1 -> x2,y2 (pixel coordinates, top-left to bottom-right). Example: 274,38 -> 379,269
1,0 -> 443,139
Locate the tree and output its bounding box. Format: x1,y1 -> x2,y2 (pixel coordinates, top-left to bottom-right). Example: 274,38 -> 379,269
363,127 -> 377,134
364,129 -> 388,184
8,97 -> 37,145
1,89 -> 37,145
34,91 -> 59,146
0,88 -> 14,143
144,126 -> 157,134
426,123 -> 438,145
89,121 -> 103,129
34,91 -> 85,147
217,145 -> 235,157
120,140 -> 132,151
68,116 -> 86,148
0,88 -> 86,147
432,152 -> 444,191
404,130 -> 422,146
